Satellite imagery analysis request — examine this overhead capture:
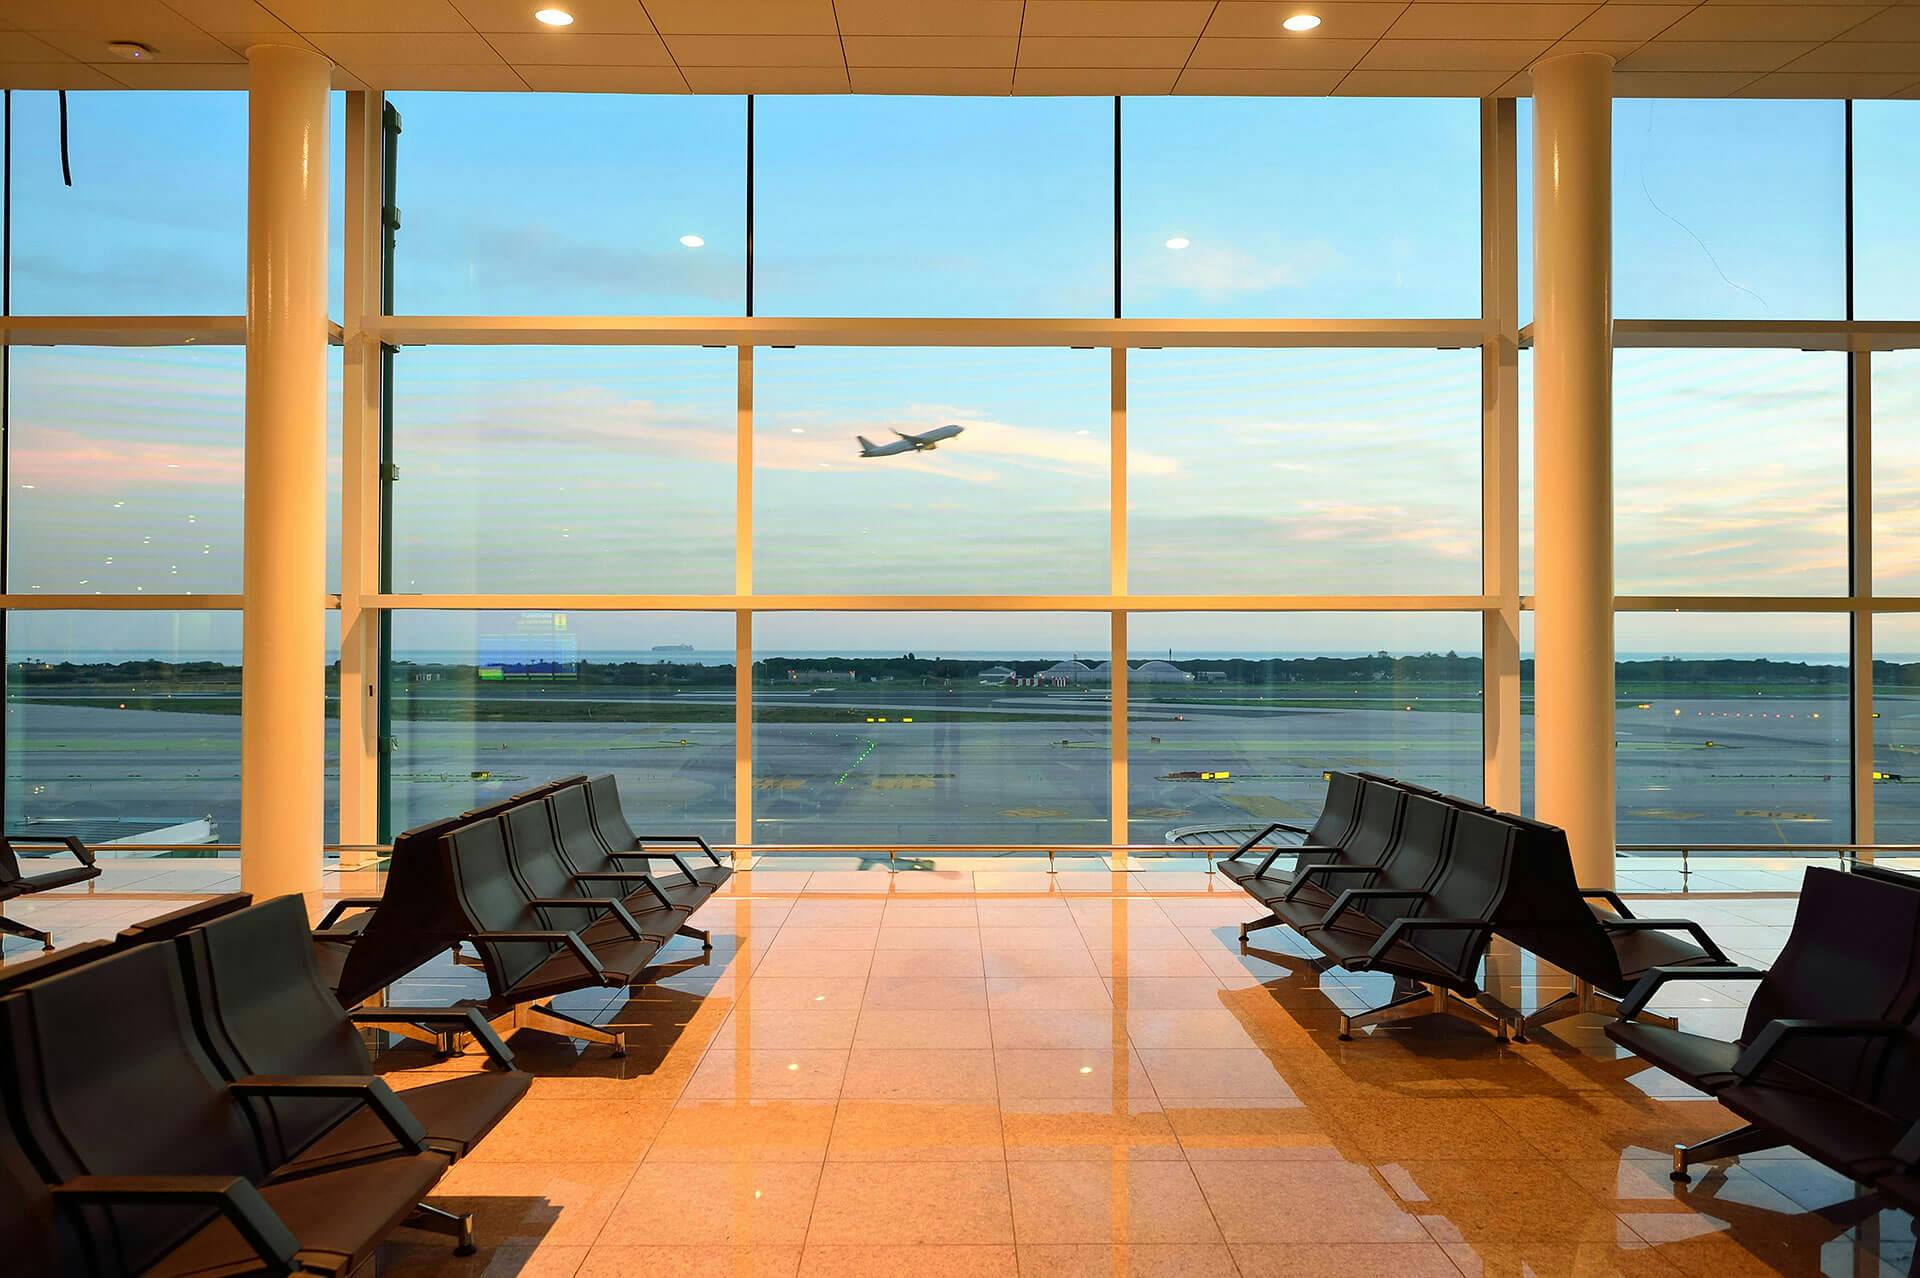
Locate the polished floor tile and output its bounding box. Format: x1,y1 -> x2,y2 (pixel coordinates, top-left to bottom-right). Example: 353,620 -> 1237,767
16,871 -> 1905,1277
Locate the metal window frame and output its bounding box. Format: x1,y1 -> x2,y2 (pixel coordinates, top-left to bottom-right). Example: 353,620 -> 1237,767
0,91 -> 1910,853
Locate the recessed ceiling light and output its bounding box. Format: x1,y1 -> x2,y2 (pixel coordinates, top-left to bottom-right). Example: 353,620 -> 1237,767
1165,236 -> 1191,250
1283,13 -> 1321,31
680,234 -> 705,248
107,41 -> 153,60
534,8 -> 574,25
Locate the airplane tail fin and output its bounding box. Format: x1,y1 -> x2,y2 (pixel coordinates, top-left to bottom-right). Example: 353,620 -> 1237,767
857,435 -> 880,456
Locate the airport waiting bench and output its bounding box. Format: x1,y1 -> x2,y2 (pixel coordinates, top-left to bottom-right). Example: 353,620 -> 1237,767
1223,772 -> 1735,1042
1,894 -> 529,1276
325,774 -> 730,1054
0,833 -> 100,952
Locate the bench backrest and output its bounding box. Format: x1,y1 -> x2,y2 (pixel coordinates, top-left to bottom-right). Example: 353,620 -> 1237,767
179,895 -> 374,1166
445,817 -> 559,996
1328,780 -> 1406,875
549,784 -> 626,899
1744,866 -> 1920,1093
1,943 -> 271,1273
501,799 -> 605,920
1400,808 -> 1518,981
1479,812 -> 1626,988
1352,793 -> 1457,929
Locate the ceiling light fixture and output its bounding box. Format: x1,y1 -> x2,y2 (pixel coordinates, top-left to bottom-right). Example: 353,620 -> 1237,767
107,41 -> 153,59
680,233 -> 705,248
1165,236 -> 1191,250
534,8 -> 574,25
1283,13 -> 1322,31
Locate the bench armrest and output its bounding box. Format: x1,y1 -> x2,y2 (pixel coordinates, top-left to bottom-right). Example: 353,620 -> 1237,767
53,1175 -> 299,1272
1605,917 -> 1731,964
315,897 -> 384,931
633,833 -> 723,865
348,1006 -> 517,1069
1282,863 -> 1380,903
573,871 -> 675,912
1579,888 -> 1634,919
1733,1018 -> 1902,1080
468,929 -> 607,984
604,851 -> 697,880
1368,916 -> 1491,969
2,833 -> 96,870
1322,887 -> 1427,930
1618,964 -> 1768,1020
528,897 -> 645,940
1227,822 -> 1304,861
229,1075 -> 427,1153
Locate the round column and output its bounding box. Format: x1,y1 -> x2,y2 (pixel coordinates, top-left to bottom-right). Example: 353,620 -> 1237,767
1532,51 -> 1616,887
241,43 -> 332,899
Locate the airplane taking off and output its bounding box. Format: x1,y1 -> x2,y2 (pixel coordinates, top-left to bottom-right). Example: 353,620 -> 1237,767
857,424 -> 965,458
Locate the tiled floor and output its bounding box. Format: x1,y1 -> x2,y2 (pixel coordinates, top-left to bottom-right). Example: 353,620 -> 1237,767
4,856 -> 1913,1277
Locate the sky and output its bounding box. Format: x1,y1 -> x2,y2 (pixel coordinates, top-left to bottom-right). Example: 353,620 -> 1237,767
3,90 -> 1919,658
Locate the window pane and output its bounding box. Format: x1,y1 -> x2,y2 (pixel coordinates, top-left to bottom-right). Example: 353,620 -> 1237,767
1874,352 -> 1920,595
7,346 -> 347,596
389,346 -> 735,592
1128,349 -> 1481,594
752,613 -> 1109,845
7,611 -> 250,845
387,611 -> 735,840
1874,616 -> 1920,842
12,91 -> 347,317
755,97 -> 1112,317
754,347 -> 1108,593
1519,99 -> 1846,320
1615,613 -> 1849,847
389,93 -> 746,315
1125,613 -> 1483,846
1123,98 -> 1479,319
1853,102 -> 1920,322
1614,350 -> 1848,595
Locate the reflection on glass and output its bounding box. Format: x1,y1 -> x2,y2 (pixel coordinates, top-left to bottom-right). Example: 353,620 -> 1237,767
1614,349 -> 1847,595
751,613 -> 1109,845
754,347 -> 1108,593
4,611 -> 340,845
1129,349 -> 1480,594
1874,352 -> 1920,594
389,346 -> 735,592
755,96 -> 1112,318
1125,614 -> 1483,846
1874,616 -> 1920,842
12,91 -> 347,317
1123,97 -> 1479,318
389,93 -> 746,315
1519,99 -> 1845,320
1853,103 -> 1920,322
1613,614 -> 1849,846
7,348 -> 345,595
386,611 -> 735,840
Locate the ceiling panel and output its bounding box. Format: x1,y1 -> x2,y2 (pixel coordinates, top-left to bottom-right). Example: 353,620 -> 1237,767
835,0 -> 1024,37
841,36 -> 1020,67
0,0 -> 1903,97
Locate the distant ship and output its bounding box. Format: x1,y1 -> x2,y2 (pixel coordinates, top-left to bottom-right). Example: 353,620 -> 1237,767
651,643 -> 696,652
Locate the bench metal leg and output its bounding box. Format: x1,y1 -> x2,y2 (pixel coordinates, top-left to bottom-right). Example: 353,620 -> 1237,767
0,914 -> 54,951
1671,1122 -> 1784,1182
487,1001 -> 627,1056
676,923 -> 712,950
1239,912 -> 1282,940
1511,979 -> 1678,1042
1340,983 -> 1511,1043
405,1203 -> 476,1256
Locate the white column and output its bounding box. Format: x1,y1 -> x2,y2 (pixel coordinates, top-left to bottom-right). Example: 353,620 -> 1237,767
1531,51 -> 1616,887
242,44 -> 332,899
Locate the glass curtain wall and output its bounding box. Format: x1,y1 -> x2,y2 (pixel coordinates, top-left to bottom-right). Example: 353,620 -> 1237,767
8,89 -> 1920,858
